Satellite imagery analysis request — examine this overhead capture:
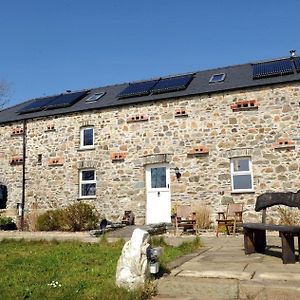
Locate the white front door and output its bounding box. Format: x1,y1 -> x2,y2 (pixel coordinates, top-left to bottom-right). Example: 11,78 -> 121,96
146,164 -> 171,224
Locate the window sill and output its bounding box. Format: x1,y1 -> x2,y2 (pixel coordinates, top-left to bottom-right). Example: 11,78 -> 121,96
231,190 -> 255,194
77,196 -> 96,200
77,147 -> 95,152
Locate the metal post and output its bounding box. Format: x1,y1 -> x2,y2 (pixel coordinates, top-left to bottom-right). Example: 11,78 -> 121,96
20,119 -> 27,230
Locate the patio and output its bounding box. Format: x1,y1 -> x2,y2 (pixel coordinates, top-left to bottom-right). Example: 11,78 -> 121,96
155,232 -> 300,300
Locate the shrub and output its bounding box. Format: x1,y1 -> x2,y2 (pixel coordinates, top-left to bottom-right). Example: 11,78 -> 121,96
36,202 -> 99,232
193,205 -> 211,233
63,202 -> 99,231
0,216 -> 17,230
277,206 -> 300,226
36,209 -> 65,231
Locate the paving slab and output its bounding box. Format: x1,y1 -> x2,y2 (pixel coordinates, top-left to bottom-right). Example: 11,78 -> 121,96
157,277 -> 239,300
239,280 -> 300,300
177,269 -> 253,280
177,261 -> 248,272
245,262 -> 300,274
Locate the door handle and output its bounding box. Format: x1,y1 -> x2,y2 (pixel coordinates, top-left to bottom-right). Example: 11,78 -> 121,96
167,184 -> 169,188
157,191 -> 160,197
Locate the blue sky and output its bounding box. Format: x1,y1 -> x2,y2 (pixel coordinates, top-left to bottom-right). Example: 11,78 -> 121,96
1,0 -> 300,106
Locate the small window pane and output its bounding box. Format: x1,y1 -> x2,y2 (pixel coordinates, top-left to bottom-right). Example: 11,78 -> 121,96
81,183 -> 96,196
233,175 -> 252,190
82,170 -> 95,181
83,128 -> 94,146
151,167 -> 166,188
233,159 -> 249,172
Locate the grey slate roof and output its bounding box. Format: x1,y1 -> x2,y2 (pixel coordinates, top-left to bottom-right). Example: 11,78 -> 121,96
1,55 -> 300,124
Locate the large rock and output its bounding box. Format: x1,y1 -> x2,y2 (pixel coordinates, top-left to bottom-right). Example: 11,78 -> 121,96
116,228 -> 150,290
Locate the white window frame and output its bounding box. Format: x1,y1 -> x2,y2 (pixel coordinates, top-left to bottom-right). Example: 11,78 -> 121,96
86,92 -> 106,103
79,169 -> 96,198
230,157 -> 254,193
80,127 -> 94,149
209,73 -> 226,83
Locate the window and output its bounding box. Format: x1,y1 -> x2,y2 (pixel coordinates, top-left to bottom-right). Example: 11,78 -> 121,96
79,169 -> 96,198
80,127 -> 94,149
209,73 -> 226,83
0,185 -> 7,209
230,157 -> 253,193
151,167 -> 167,188
86,92 -> 106,103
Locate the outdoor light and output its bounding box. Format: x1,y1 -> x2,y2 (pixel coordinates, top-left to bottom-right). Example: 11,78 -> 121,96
147,246 -> 163,274
175,167 -> 181,181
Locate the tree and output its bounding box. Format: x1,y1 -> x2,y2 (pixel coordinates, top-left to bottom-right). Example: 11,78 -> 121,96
0,80 -> 10,109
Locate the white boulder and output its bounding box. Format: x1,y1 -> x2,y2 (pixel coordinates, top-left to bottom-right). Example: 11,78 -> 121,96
116,228 -> 150,290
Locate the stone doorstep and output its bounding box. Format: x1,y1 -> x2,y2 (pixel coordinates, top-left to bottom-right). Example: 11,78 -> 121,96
176,269 -> 254,281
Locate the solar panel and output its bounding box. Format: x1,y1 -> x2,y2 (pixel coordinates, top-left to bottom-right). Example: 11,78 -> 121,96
253,59 -> 294,79
118,80 -> 158,98
150,75 -> 193,94
46,91 -> 87,109
294,57 -> 300,72
18,91 -> 87,114
18,96 -> 57,114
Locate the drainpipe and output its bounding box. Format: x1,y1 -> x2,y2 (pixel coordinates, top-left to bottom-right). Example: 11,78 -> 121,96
20,119 -> 27,230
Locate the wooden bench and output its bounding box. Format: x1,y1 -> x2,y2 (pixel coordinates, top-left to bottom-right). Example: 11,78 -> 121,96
243,191 -> 300,264
243,223 -> 300,264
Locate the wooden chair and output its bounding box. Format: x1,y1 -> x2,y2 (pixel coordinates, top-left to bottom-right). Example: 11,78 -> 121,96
174,205 -> 196,235
121,210 -> 135,225
216,203 -> 243,237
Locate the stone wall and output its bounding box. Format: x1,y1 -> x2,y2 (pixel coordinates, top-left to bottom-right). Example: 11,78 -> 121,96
0,82 -> 299,225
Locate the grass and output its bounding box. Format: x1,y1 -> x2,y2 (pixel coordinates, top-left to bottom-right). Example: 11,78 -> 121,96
0,236 -> 201,300
150,236 -> 201,267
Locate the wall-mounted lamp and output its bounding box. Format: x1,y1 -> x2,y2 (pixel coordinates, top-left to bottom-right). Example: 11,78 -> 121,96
174,167 -> 181,181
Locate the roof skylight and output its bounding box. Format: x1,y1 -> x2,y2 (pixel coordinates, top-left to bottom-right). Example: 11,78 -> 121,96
209,73 -> 226,83
86,92 -> 106,103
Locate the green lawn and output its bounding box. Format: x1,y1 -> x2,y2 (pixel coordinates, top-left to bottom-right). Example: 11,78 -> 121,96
0,236 -> 201,300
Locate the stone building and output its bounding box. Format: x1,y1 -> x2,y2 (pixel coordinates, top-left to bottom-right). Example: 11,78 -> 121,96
0,53 -> 299,226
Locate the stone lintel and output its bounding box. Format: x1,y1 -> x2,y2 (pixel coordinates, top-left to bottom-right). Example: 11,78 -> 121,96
227,148 -> 253,158
77,160 -> 99,169
141,153 -> 173,166
80,121 -> 94,127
